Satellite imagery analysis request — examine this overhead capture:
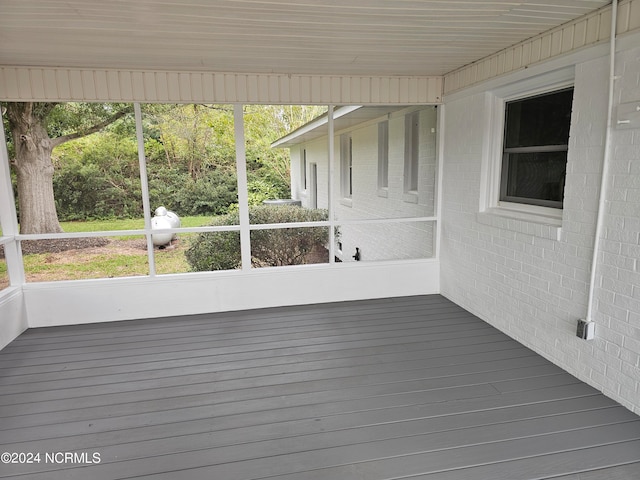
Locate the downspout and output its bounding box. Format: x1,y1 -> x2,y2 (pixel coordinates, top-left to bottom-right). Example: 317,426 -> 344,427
585,0 -> 618,325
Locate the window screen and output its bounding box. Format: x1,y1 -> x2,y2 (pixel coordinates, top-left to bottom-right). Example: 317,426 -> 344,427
500,88 -> 573,208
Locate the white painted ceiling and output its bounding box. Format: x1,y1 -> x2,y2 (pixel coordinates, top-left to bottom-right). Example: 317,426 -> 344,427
0,0 -> 611,77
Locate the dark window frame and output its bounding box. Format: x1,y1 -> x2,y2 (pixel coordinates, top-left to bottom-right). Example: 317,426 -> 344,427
302,148 -> 307,190
378,120 -> 389,190
500,87 -> 573,209
340,133 -> 353,199
404,111 -> 419,193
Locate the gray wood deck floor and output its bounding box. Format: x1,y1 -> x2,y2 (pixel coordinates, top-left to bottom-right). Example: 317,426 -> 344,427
0,295 -> 639,480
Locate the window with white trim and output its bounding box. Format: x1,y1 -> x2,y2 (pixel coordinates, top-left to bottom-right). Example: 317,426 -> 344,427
500,87 -> 573,209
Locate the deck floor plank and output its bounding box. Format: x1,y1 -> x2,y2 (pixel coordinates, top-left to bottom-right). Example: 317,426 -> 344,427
0,348 -> 541,401
1,383 -> 606,446
3,397 -> 625,471
0,295 -> 638,479
0,306 -> 478,356
2,302 -> 471,349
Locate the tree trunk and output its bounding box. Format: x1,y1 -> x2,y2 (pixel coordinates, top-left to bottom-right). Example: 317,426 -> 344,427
7,103 -> 63,234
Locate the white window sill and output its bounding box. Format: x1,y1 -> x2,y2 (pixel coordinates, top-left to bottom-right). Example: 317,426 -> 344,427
377,188 -> 389,198
340,198 -> 353,208
403,192 -> 419,204
477,206 -> 562,241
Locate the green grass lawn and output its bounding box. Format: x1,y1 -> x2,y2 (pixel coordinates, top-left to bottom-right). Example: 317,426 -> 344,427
1,216 -> 211,237
15,216 -> 212,283
0,258 -> 8,290
60,215 -> 212,233
22,245 -> 198,281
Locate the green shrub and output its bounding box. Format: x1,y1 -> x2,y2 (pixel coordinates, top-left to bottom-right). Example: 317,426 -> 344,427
148,168 -> 238,217
54,159 -> 143,220
173,171 -> 238,216
184,212 -> 242,271
186,205 -> 329,271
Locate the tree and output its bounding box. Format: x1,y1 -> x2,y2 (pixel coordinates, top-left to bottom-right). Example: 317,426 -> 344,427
243,105 -> 326,202
4,102 -> 131,233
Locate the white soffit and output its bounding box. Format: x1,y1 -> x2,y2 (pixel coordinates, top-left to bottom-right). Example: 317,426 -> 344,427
0,1 -> 612,77
445,0 -> 640,94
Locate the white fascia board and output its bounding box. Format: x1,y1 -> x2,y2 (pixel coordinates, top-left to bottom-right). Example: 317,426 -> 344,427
271,106 -> 361,148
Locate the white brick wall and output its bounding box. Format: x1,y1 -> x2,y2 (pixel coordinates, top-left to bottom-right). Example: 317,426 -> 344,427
441,44 -> 640,414
291,139 -> 330,210
290,107 -> 438,262
333,108 -> 437,221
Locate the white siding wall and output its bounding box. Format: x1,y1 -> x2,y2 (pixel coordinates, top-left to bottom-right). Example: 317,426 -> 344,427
440,43 -> 640,414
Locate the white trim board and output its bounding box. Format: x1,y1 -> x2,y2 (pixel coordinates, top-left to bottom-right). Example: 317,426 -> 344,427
444,28 -> 640,104
444,0 -> 640,95
0,69 -> 443,105
0,288 -> 27,349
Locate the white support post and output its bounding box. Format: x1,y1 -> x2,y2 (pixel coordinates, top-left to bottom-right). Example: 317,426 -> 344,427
327,105 -> 336,264
134,103 -> 156,277
434,104 -> 445,260
234,105 -> 252,271
0,110 -> 25,286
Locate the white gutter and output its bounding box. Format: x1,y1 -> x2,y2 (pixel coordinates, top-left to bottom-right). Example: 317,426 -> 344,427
585,0 -> 618,324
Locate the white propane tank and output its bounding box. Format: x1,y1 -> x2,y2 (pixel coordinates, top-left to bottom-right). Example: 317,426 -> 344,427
165,210 -> 181,229
151,214 -> 173,246
154,206 -> 168,217
152,206 -> 181,245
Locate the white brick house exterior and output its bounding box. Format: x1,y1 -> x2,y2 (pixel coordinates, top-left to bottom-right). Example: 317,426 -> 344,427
282,106 -> 438,262
275,37 -> 640,415
441,44 -> 640,414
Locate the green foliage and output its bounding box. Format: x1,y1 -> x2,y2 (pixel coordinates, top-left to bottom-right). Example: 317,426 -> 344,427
184,212 -> 242,271
186,205 -> 329,271
247,179 -> 289,206
147,166 -> 237,216
46,102 -> 134,138
249,206 -> 329,267
172,170 -> 238,216
1,101 -> 325,222
53,132 -> 142,220
244,105 -> 326,199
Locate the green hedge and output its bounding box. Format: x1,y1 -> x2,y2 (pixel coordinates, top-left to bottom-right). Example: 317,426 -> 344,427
185,205 -> 328,271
